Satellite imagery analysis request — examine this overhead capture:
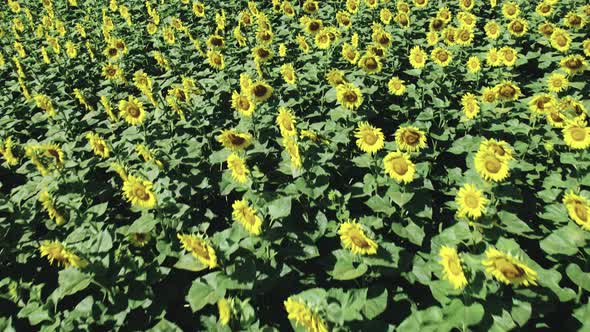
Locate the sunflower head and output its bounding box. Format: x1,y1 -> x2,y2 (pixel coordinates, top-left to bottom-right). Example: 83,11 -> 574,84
482,248 -> 538,287
231,199 -> 262,235
395,126 -> 427,152
383,151 -> 415,184
456,183 -> 488,220
494,81 -> 521,101
439,246 -> 468,289
355,122 -> 385,154
563,121 -> 590,150
475,149 -> 510,182
336,83 -> 363,110
563,191 -> 590,230
122,175 -> 157,209
250,80 -> 273,102
338,220 -> 378,255
217,130 -> 253,151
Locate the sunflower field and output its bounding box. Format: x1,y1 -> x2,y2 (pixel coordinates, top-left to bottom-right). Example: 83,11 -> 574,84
1,0 -> 590,330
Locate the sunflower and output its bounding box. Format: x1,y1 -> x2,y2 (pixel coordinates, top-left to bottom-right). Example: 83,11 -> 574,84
502,2 -> 520,19
439,246 -> 468,290
206,34 -> 225,49
455,27 -> 474,46
101,63 -> 123,81
395,12 -> 410,29
346,0 -> 360,13
252,46 -> 273,64
129,233 -> 151,247
217,298 -> 232,326
303,0 -> 319,13
383,151 -> 415,184
395,126 -> 427,152
122,175 -> 157,209
34,94 -> 56,117
231,199 -> 262,236
118,96 -> 146,125
398,1 -> 410,13
409,46 -> 427,69
336,83 -> 363,110
431,47 -> 452,67
500,47 -> 518,67
565,12 -> 585,30
459,0 -> 474,11
456,184 -> 488,219
528,94 -> 556,114
326,69 -> 346,87
282,1 -> 295,17
563,191 -> 590,230
231,91 -> 255,117
547,73 -> 568,93
358,53 -> 382,74
475,150 -> 509,182
413,0 -> 428,9
550,28 -> 571,52
207,50 -> 225,70
461,93 -> 480,119
466,56 -> 481,73
177,233 -> 218,269
39,190 -> 66,225
546,110 -> 566,128
339,220 -> 378,255
482,248 -> 537,287
457,12 -> 476,28
372,29 -> 392,48
443,27 -> 457,45
43,144 -> 64,169
277,107 -> 297,137
507,18 -> 528,37
380,8 -> 393,24
0,136 -> 19,166
256,29 -> 274,45
583,39 -> 590,57
563,121 -> 590,150
40,240 -> 87,268
354,122 -> 385,155
86,132 -> 110,158
227,153 -> 249,184
250,80 -> 273,103
560,55 -> 587,75
280,63 -> 297,85
426,31 -> 439,45
217,130 -> 253,151
365,0 -> 378,8
388,77 -> 406,96
481,138 -> 513,161
437,6 -> 452,23
341,43 -> 359,64
303,18 -> 323,35
314,29 -> 331,49
538,21 -> 555,38
535,2 -> 552,16
284,297 -> 328,332
494,81 -> 521,102
278,137 -> 301,169
481,87 -> 496,104
484,21 -> 501,39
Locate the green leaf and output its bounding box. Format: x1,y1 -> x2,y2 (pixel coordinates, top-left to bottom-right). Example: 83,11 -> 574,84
91,230 -> 113,253
186,280 -> 223,312
127,213 -> 158,234
173,254 -> 208,272
362,288 -> 388,319
365,196 -> 395,216
566,264 -> 590,292
332,258 -> 368,280
57,268 -> 92,299
540,225 -> 588,255
267,196 -> 292,220
498,211 -> 533,234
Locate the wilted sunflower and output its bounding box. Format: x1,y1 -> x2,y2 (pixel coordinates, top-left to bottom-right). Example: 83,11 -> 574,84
482,248 -> 537,287
250,80 -> 273,103
355,122 -> 385,155
277,107 -> 297,137
456,184 -> 488,219
563,121 -> 590,150
461,93 -> 480,119
395,126 -> 427,152
383,151 -> 415,184
494,81 -> 521,102
122,175 -> 157,209
507,18 -> 528,37
207,50 -> 225,70
86,132 -> 110,158
336,83 -> 363,110
39,240 -> 87,268
409,46 -> 427,69
280,63 -> 297,85
358,53 -> 382,74
217,130 -> 253,150
284,297 -> 328,332
232,199 -> 262,236
439,246 -> 468,290
388,77 -> 406,96
231,91 -> 255,117
339,220 -> 378,255
550,28 -> 571,52
475,150 -> 509,182
177,233 -> 218,269
227,153 -> 249,184
118,96 -> 146,125
563,191 -> 590,230
560,54 -> 587,75
431,47 -> 452,67
547,73 -> 568,93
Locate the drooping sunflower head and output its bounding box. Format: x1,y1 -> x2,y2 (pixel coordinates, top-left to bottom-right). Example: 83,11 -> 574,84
336,82 -> 363,110
231,199 -> 263,236
217,298 -> 232,326
39,240 -> 87,268
217,130 -> 253,151
43,143 -> 64,168
482,248 -> 538,287
456,183 -> 488,220
227,153 -> 249,184
395,126 -> 427,152
383,151 -> 415,184
338,220 -> 378,255
122,175 -> 157,209
284,297 -> 328,332
277,107 -> 297,137
177,233 -> 218,268
355,122 -> 385,155
280,63 -> 297,84
439,246 -> 468,290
